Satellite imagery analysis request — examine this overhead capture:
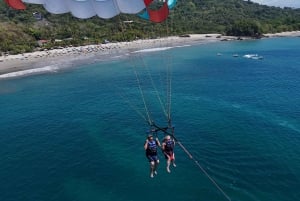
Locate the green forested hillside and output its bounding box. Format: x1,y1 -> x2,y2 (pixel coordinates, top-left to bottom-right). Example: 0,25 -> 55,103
1,0 -> 300,54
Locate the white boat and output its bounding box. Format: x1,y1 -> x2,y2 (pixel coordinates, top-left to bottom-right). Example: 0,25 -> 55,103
243,54 -> 263,60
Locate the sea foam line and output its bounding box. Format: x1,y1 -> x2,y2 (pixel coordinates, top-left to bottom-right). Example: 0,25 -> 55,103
0,65 -> 59,79
133,47 -> 173,53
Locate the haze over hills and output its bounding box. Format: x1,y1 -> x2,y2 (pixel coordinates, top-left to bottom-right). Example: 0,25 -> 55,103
249,0 -> 300,8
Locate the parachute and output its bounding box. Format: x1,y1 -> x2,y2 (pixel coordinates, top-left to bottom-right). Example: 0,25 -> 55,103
4,0 -> 175,22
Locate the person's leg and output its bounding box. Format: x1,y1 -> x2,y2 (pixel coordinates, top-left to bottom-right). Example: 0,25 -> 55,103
166,158 -> 171,173
165,153 -> 171,172
147,155 -> 156,178
172,153 -> 176,167
153,158 -> 159,175
150,161 -> 155,178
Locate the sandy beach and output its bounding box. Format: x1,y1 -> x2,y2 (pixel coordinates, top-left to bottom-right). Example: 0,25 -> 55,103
0,31 -> 299,78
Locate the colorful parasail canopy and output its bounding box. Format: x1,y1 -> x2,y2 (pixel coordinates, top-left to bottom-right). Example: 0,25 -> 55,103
4,0 -> 176,22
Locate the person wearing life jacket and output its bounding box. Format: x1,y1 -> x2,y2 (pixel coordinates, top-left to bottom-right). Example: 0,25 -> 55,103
162,135 -> 176,173
144,133 -> 161,178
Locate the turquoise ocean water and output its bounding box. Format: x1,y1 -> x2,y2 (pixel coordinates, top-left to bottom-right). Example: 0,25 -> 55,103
0,37 -> 299,201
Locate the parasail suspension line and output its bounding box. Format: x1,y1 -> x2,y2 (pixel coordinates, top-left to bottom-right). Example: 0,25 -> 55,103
166,53 -> 172,123
143,58 -> 169,120
133,67 -> 153,126
151,123 -> 232,201
112,84 -> 149,124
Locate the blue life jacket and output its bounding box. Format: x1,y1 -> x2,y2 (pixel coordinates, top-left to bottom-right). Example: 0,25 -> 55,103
164,140 -> 174,152
146,140 -> 157,155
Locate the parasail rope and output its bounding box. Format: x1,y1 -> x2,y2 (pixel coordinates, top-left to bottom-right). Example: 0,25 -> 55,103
159,14 -> 173,123
152,123 -> 232,201
116,15 -> 155,126
111,84 -> 149,123
133,67 -> 153,126
142,57 -> 169,120
166,53 -> 172,122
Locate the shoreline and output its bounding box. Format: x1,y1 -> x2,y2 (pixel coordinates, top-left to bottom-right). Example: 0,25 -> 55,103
1,31 -> 300,78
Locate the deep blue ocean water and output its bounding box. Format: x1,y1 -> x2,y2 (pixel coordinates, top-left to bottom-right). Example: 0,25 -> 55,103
0,37 -> 299,201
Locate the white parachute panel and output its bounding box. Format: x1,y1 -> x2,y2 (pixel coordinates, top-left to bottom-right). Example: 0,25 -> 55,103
22,0 -> 146,19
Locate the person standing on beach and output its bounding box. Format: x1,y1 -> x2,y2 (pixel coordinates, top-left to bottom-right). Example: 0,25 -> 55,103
144,134 -> 161,178
161,135 -> 176,173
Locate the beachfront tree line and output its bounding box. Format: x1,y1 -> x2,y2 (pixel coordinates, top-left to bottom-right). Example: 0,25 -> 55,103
1,0 -> 300,54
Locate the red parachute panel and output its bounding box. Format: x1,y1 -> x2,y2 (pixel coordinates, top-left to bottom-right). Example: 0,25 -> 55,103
143,0 -> 170,23
147,2 -> 169,23
4,0 -> 26,10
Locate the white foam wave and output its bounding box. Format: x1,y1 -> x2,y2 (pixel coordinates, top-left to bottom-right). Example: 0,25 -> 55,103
174,44 -> 191,48
133,47 -> 173,53
0,65 -> 59,79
